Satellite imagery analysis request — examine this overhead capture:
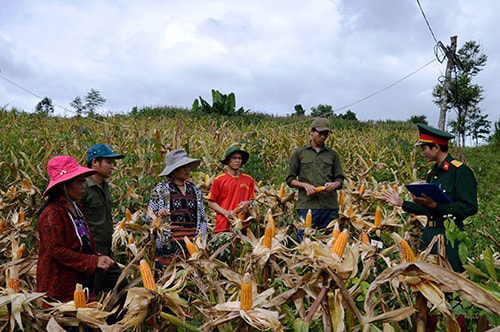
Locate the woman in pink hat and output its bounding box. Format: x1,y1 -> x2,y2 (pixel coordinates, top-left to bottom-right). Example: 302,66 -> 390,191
36,156 -> 115,305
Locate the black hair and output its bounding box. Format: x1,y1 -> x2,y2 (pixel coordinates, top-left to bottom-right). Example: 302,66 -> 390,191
420,143 -> 448,152
87,157 -> 103,168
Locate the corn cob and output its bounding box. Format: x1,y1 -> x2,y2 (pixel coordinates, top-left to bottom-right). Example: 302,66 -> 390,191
126,209 -> 133,222
330,229 -> 348,259
266,209 -> 276,235
184,236 -> 198,256
305,209 -> 312,228
358,184 -> 365,195
0,220 -> 6,232
393,233 -> 416,262
22,178 -> 32,191
7,266 -> 20,293
278,182 -> 286,199
16,243 -> 27,259
262,221 -> 273,249
374,205 -> 382,227
338,191 -> 345,209
306,186 -> 325,196
74,283 -> 87,309
240,272 -> 253,310
18,208 -> 25,223
139,259 -> 156,291
331,222 -> 340,240
361,231 -> 370,245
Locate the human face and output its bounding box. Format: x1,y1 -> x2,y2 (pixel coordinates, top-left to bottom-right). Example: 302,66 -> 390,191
171,164 -> 193,182
311,129 -> 329,147
227,153 -> 243,170
92,158 -> 116,178
420,144 -> 439,162
65,175 -> 87,201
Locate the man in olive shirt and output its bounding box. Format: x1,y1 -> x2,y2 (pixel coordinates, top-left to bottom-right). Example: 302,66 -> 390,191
81,143 -> 125,293
384,124 -> 478,272
286,117 -> 344,240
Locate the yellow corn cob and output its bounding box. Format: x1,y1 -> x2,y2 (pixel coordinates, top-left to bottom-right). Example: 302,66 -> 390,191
358,184 -> 365,195
266,209 -> 275,234
16,243 -> 27,259
257,180 -> 262,187
18,208 -> 25,223
348,203 -> 354,217
240,272 -> 253,310
74,283 -> 87,309
262,222 -> 273,249
0,220 -> 6,232
128,236 -> 135,245
22,178 -> 32,191
361,232 -> 369,245
139,259 -> 156,291
306,186 -> 325,196
234,204 -> 245,220
330,229 -> 348,258
338,190 -> 345,209
279,182 -> 286,198
374,205 -> 382,227
331,222 -> 340,239
205,174 -> 210,186
400,238 -> 416,262
7,266 -> 20,293
305,209 -> 312,228
184,236 -> 198,256
117,220 -> 125,231
125,209 -> 133,222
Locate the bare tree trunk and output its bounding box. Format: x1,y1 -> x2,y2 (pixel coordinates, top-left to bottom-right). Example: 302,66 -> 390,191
438,36 -> 458,130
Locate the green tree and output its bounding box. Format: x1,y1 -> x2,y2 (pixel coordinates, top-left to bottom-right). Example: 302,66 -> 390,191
293,104 -> 305,116
432,41 -> 489,147
35,97 -> 54,116
70,96 -> 84,117
409,115 -> 427,125
84,88 -> 106,117
336,110 -> 358,121
310,104 -> 333,117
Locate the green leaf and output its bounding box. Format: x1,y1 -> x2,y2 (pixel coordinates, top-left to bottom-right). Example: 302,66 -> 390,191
483,246 -> 497,282
463,263 -> 490,279
293,318 -> 310,332
458,242 -> 468,264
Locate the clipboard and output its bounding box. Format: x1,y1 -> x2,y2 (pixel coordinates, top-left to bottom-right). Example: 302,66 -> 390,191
404,183 -> 451,203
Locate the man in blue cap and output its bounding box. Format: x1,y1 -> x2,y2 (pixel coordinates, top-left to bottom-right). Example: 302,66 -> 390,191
81,144 -> 125,295
384,123 -> 478,272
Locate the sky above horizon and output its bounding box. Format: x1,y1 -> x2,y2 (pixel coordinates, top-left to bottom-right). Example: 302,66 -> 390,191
1,0 -> 498,130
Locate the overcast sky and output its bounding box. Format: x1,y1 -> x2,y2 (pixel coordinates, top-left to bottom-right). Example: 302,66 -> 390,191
1,0 -> 498,129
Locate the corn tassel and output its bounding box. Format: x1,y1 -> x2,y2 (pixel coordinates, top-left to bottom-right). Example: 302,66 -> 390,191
278,182 -> 286,198
240,273 -> 253,310
331,222 -> 340,239
184,236 -> 198,256
74,283 -> 87,309
7,266 -> 20,293
374,205 -> 382,227
305,209 -> 312,228
330,229 -> 348,258
139,259 -> 156,291
262,222 -> 273,249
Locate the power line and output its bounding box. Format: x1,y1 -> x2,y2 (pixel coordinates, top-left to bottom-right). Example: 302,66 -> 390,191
416,0 -> 439,46
335,58 -> 437,112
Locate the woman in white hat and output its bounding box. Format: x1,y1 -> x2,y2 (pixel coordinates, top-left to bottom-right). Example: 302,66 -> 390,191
148,149 -> 207,268
36,156 -> 115,306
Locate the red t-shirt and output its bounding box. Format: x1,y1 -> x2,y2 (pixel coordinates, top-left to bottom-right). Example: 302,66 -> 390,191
208,172 -> 255,232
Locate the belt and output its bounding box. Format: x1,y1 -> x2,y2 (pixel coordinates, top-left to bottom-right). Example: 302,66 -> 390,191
427,220 -> 444,228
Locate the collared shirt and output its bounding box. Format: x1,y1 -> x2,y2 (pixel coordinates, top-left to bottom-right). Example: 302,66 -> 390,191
286,142 -> 344,209
402,153 -> 478,223
81,177 -> 114,257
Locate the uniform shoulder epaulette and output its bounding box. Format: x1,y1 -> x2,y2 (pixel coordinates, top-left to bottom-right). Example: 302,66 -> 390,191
451,160 -> 463,168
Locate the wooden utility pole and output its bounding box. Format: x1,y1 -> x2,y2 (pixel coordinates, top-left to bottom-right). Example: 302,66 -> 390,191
437,36 -> 458,131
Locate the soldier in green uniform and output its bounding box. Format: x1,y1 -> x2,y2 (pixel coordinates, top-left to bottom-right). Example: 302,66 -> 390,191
384,123 -> 478,272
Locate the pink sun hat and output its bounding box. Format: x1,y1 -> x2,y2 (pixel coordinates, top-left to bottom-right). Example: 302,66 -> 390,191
43,156 -> 97,196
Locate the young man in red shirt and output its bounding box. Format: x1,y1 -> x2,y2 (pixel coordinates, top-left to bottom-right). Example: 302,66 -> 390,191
208,146 -> 255,233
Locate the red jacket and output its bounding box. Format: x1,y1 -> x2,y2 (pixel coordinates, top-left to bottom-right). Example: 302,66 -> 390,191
36,197 -> 99,302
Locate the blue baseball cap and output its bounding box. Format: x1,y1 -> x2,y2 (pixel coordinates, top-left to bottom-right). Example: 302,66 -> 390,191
87,144 -> 124,164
